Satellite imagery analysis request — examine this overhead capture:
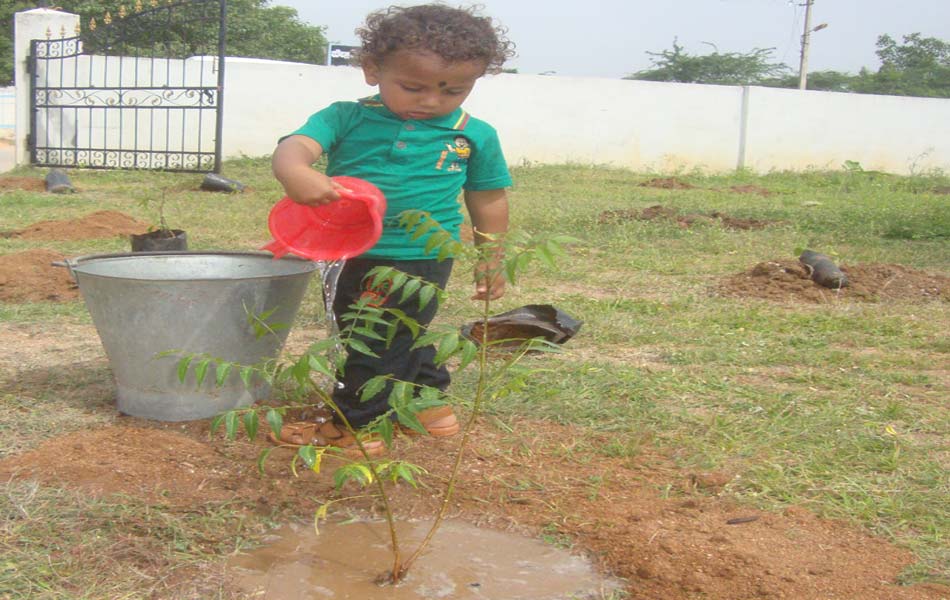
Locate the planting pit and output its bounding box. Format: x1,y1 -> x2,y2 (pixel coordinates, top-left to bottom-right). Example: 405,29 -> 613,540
720,259 -> 950,303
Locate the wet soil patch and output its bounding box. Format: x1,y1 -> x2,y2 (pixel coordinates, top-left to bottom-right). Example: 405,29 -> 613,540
599,204 -> 779,230
720,259 -> 950,303
0,176 -> 46,192
1,420 -> 947,599
230,519 -> 620,599
2,210 -> 149,240
0,249 -> 78,302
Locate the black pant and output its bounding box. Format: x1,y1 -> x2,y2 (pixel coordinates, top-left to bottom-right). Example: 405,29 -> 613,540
331,257 -> 454,428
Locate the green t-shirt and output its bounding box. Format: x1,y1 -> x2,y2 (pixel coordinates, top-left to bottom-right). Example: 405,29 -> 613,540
288,96 -> 512,260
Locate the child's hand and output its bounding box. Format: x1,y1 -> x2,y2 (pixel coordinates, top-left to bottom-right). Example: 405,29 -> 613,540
472,260 -> 506,301
283,169 -> 345,206
273,135 -> 346,206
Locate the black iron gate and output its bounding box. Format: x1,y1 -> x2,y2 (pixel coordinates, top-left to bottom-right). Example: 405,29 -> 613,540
29,0 -> 226,172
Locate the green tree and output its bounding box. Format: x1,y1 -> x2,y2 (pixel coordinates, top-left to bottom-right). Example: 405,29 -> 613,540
1,1 -> 35,85
853,33 -> 950,98
1,0 -> 328,85
761,70 -> 858,93
625,40 -> 789,85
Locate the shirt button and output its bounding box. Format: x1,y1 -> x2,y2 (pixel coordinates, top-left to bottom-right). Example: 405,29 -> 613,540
404,124 -> 415,131
396,141 -> 407,149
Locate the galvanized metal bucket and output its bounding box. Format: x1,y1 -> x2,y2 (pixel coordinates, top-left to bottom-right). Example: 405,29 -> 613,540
62,251 -> 319,421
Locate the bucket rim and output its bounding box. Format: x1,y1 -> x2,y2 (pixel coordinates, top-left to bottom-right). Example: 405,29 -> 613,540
58,250 -> 321,282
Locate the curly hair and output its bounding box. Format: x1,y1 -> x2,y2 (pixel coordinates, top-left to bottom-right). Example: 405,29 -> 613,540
356,4 -> 515,74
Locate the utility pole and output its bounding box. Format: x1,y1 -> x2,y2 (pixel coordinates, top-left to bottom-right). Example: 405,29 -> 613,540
798,0 -> 814,89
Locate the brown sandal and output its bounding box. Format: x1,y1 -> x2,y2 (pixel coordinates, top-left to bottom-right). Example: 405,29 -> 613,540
401,406 -> 460,438
268,421 -> 386,457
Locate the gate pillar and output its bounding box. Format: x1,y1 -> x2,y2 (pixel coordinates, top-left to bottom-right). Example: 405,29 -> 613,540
14,9 -> 80,168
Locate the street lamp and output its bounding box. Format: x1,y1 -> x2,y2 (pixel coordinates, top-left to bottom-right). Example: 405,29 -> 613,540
798,0 -> 829,90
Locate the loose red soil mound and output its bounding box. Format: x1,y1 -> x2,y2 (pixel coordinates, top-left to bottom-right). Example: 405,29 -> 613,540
5,210 -> 148,240
0,176 -> 46,192
599,205 -> 777,230
720,259 -> 950,303
639,177 -> 696,190
1,420 -> 946,599
0,249 -> 78,302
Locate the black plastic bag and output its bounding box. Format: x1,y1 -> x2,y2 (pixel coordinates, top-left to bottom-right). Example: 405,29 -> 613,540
461,304 -> 582,348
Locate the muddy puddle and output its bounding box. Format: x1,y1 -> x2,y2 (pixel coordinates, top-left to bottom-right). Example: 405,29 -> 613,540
229,518 -> 621,599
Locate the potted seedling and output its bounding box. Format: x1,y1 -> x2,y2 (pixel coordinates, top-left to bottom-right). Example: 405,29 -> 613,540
131,191 -> 188,252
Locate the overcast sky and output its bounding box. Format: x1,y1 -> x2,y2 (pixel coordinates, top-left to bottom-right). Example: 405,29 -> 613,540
270,0 -> 950,79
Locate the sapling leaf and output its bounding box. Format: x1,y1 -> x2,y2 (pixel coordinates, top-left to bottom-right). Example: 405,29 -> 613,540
423,230 -> 443,255
409,218 -> 437,241
351,326 -> 387,341
334,464 -> 374,489
243,410 -> 259,440
458,339 -> 478,370
390,271 -> 408,293
434,333 -> 460,364
360,375 -> 388,403
505,256 -> 519,285
177,355 -> 194,383
376,417 -> 394,448
307,338 -> 341,354
365,266 -> 394,286
314,503 -> 330,535
411,330 -> 444,350
390,462 -> 425,488
240,366 -> 254,390
399,278 -> 422,303
388,308 -> 420,339
225,411 -> 240,440
256,447 -> 274,475
215,362 -> 232,387
292,355 -> 310,384
307,355 -> 335,379
298,445 -> 318,469
351,314 -> 390,328
210,413 -> 226,435
194,358 -> 211,387
436,240 -> 460,262
535,243 -> 556,268
398,211 -> 423,230
266,408 -> 283,438
418,285 -> 436,311
385,320 -> 399,347
347,338 -> 379,358
410,386 -> 446,411
551,234 -> 581,245
516,251 -> 533,273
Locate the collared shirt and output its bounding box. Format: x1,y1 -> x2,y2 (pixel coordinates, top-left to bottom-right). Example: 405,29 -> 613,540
288,95 -> 512,260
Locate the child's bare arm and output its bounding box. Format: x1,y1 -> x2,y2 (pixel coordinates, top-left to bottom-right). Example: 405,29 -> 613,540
464,188 -> 509,300
272,135 -> 342,206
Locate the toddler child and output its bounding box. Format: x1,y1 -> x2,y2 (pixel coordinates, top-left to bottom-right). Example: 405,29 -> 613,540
271,4 -> 515,455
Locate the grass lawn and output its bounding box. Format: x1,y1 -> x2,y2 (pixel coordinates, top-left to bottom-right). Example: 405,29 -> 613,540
1,159 -> 948,597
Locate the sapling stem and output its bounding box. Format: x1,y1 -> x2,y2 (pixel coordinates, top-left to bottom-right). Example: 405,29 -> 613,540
395,263 -> 497,580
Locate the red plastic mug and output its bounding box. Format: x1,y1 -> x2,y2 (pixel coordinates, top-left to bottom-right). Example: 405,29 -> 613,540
263,176 -> 386,261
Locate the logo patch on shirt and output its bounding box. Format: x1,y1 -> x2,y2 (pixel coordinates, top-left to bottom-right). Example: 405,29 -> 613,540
435,135 -> 471,172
